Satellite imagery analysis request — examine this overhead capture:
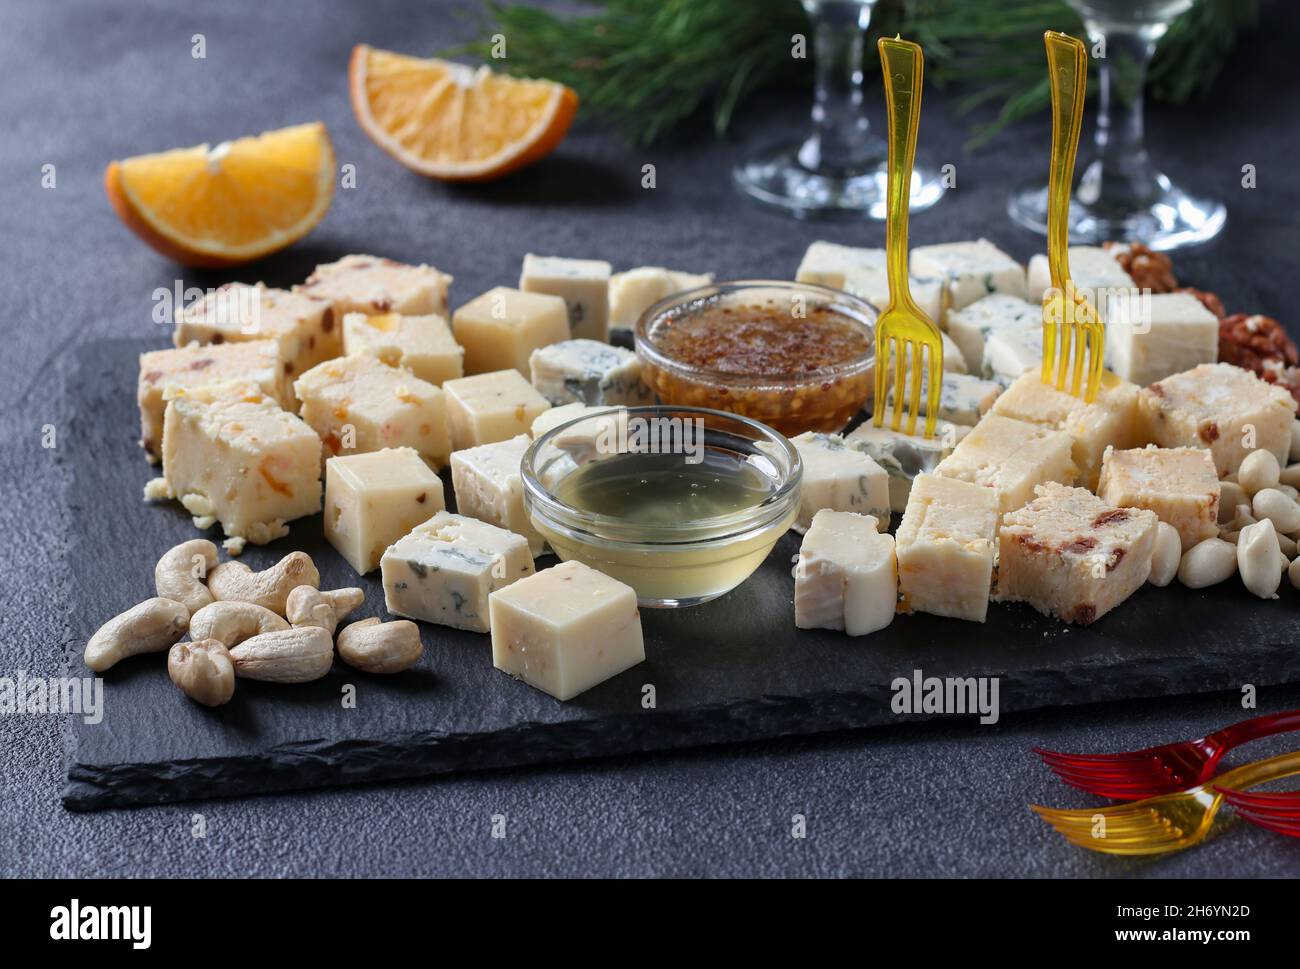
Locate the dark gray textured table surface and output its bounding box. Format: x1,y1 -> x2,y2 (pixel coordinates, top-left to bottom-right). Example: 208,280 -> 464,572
4,0 -> 1300,877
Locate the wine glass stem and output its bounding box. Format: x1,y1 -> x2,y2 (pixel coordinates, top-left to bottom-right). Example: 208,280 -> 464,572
1081,24 -> 1161,207
799,0 -> 879,176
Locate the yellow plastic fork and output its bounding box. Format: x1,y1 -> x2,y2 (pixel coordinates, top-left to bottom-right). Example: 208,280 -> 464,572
873,36 -> 942,439
1032,749 -> 1300,856
1041,31 -> 1105,403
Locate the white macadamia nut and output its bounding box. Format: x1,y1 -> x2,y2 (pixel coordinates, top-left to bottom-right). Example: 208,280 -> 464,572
1177,538 -> 1238,590
286,586 -> 365,637
1238,450 -> 1281,496
208,551 -> 319,616
336,617 -> 424,674
228,626 -> 334,683
168,639 -> 235,707
1148,522 -> 1181,588
154,539 -> 219,617
1218,482 -> 1248,523
1252,488 -> 1300,534
84,597 -> 190,672
188,600 -> 289,647
1238,519 -> 1282,599
1280,463 -> 1300,489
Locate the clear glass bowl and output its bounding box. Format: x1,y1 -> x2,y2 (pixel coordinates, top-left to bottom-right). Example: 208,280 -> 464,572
521,405 -> 802,608
633,280 -> 876,436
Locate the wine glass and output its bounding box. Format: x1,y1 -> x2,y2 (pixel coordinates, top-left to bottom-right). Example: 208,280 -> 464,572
1007,0 -> 1227,250
732,0 -> 947,219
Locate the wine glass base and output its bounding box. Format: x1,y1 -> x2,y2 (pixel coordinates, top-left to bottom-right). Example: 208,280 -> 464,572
1007,174 -> 1226,251
733,143 -> 947,220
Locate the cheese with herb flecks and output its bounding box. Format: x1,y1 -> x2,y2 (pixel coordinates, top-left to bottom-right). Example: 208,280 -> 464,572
382,511 -> 534,633
325,447 -> 445,575
297,254 -> 452,317
529,339 -> 651,406
450,434 -> 546,556
444,369 -> 551,450
519,254 -> 612,342
844,420 -> 971,512
909,239 -> 1026,321
342,311 -> 464,386
794,510 -> 897,636
789,432 -> 890,532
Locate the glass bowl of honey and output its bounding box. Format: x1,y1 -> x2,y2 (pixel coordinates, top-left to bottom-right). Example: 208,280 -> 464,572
521,405 -> 802,608
634,280 -> 876,435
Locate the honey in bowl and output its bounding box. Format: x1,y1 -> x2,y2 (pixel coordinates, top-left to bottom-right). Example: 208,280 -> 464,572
634,280 -> 876,435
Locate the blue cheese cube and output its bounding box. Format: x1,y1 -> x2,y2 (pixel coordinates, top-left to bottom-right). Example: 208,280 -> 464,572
885,371 -> 1003,427
795,241 -> 885,289
519,254 -> 612,342
528,339 -> 652,407
983,326 -> 1044,387
844,420 -> 971,512
945,294 -> 1040,374
794,510 -> 897,636
841,264 -> 946,338
789,432 -> 890,532
909,239 -> 1026,320
1026,245 -> 1135,304
381,511 -> 535,633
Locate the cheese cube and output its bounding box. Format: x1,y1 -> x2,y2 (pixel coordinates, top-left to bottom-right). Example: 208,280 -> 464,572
983,326 -> 1044,388
160,383 -> 322,546
794,510 -> 897,636
789,432 -> 890,532
1027,246 -> 1135,304
1106,291 -> 1220,387
995,482 -> 1158,625
342,312 -> 464,385
450,434 -> 546,556
946,294 -> 1040,374
138,339 -> 289,462
990,371 -> 1140,489
489,560 -> 645,701
174,282 -> 338,384
519,254 -> 612,342
844,420 -> 971,512
608,266 -> 713,331
294,355 -> 450,468
531,401 -> 602,439
841,263 -> 945,332
895,473 -> 998,622
444,369 -> 551,450
529,339 -> 652,406
795,241 -> 885,289
452,286 -> 570,376
934,414 -> 1077,515
885,371 -> 1003,427
382,511 -> 534,633
324,447 -> 445,575
298,254 -> 452,317
1097,445 -> 1219,550
1139,363 -> 1298,476
910,239 -> 1027,320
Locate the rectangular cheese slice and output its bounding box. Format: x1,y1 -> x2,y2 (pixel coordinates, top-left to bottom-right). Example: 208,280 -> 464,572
1107,291 -> 1220,387
452,286 -> 570,376
1097,445 -> 1219,550
789,432 -> 890,532
324,447 -> 445,575
342,311 -> 464,386
608,266 -> 713,331
895,473 -> 998,622
909,239 -> 1027,321
794,510 -> 897,636
934,413 -> 1077,515
489,560 -> 645,701
382,511 -> 534,633
450,434 -> 546,556
844,420 -> 971,512
297,254 -> 452,317
529,339 -> 652,406
519,254 -> 612,342
444,369 -> 551,450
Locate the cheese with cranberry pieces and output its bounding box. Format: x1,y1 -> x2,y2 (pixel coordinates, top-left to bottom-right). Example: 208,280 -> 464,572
342,311 -> 463,386
298,254 -> 452,317
1097,445 -> 1219,551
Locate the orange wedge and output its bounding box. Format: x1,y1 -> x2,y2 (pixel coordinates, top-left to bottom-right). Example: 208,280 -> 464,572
350,45 -> 578,182
105,122 -> 335,268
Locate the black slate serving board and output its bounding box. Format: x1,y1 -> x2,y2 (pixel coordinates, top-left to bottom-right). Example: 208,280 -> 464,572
62,340 -> 1300,810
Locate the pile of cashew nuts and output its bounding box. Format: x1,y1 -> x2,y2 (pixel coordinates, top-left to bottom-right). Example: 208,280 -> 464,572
84,540 -> 423,706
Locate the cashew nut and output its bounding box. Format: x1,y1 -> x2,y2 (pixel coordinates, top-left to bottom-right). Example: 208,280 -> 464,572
336,617 -> 423,674
208,551 -> 319,616
84,597 -> 190,672
286,586 -> 365,636
154,539 -> 219,616
229,626 -> 334,683
189,600 -> 289,647
168,639 -> 236,707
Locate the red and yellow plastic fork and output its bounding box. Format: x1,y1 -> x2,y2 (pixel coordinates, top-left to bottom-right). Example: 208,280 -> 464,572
1216,786 -> 1300,838
1035,708 -> 1300,800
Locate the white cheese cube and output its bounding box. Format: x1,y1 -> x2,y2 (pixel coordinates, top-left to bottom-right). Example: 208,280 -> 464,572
885,371 -> 1003,427
529,339 -> 651,406
519,254 -> 612,342
909,239 -> 1027,320
789,432 -> 890,532
844,420 -> 971,512
138,339 -> 289,462
895,473 -> 998,622
450,434 -> 546,556
382,511 -> 534,633
794,510 -> 897,636
160,382 -> 322,546
324,447 -> 446,575
1026,246 -> 1135,304
795,241 -> 885,289
294,355 -> 451,469
983,326 -> 1044,387
1097,445 -> 1219,550
530,401 -> 602,439
945,294 -> 1040,374
297,254 -> 452,317
444,369 -> 551,450
342,312 -> 464,386
1106,291 -> 1220,387
934,413 -> 1077,516
608,266 -> 713,331
841,263 -> 945,333
489,560 -> 645,701
452,286 -> 570,376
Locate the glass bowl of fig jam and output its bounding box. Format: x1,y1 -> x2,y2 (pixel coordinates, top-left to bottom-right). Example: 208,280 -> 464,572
634,280 -> 876,435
